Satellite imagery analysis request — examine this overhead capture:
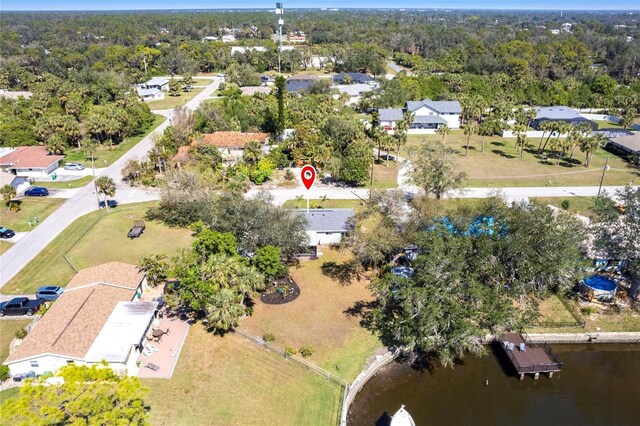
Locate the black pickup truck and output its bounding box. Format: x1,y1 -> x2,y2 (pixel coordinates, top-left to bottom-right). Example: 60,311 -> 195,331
0,297 -> 44,317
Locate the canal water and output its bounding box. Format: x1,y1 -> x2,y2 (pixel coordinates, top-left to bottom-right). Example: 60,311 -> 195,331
348,344 -> 640,426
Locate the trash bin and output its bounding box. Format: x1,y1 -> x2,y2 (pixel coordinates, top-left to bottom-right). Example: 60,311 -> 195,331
51,172 -> 57,181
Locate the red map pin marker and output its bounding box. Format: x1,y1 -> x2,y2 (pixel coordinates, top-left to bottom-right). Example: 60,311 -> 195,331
300,165 -> 316,190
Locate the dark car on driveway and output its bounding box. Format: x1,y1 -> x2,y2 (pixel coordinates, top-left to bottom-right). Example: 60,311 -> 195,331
0,297 -> 44,317
36,286 -> 64,301
0,226 -> 15,239
24,186 -> 49,197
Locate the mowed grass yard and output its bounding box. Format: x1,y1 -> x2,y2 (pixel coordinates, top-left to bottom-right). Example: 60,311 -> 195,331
371,162 -> 399,189
0,241 -> 11,255
2,202 -> 193,294
403,132 -> 638,187
529,295 -> 640,333
1,198 -> 65,232
282,198 -> 365,209
145,87 -> 204,110
531,196 -> 598,218
239,248 -> 383,382
36,176 -> 93,189
63,115 -> 165,167
0,319 -> 33,363
144,328 -> 341,426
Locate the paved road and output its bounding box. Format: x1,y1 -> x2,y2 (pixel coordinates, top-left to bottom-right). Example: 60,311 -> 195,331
0,77 -> 635,288
0,79 -> 221,288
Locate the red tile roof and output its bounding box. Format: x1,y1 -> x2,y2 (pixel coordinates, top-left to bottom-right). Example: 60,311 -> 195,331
0,146 -> 64,169
172,132 -> 269,163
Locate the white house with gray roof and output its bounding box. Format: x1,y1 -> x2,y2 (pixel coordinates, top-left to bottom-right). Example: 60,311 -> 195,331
300,209 -> 354,249
140,77 -> 170,92
378,99 -> 461,133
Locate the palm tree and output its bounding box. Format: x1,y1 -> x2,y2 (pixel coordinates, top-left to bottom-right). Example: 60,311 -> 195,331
540,121 -> 559,152
580,133 -> 607,167
525,108 -> 537,130
1,184 -> 17,210
463,121 -> 478,156
538,120 -> 553,151
478,120 -> 494,154
512,124 -> 528,158
394,111 -> 412,160
96,176 -> 116,211
243,140 -> 262,165
436,124 -> 450,143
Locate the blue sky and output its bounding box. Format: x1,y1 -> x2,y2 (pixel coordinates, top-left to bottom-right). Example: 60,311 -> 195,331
2,1 -> 639,11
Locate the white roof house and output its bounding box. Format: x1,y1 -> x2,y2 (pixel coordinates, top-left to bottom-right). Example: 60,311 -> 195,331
231,46 -> 268,55
84,301 -> 158,368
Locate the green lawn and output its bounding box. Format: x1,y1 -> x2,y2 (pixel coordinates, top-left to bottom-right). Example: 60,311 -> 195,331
282,198 -> 365,209
239,248 -> 383,383
0,388 -> 20,405
145,87 -> 204,110
144,328 -> 341,426
531,196 -> 598,218
594,120 -> 624,130
0,320 -> 32,362
1,198 -> 65,232
403,132 -> 638,187
371,162 -> 399,189
63,115 -> 165,167
0,241 -> 12,255
36,176 -> 93,189
2,202 -> 193,294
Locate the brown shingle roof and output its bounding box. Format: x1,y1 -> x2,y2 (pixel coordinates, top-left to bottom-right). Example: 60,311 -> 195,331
0,146 -> 64,169
4,285 -> 137,363
65,262 -> 145,290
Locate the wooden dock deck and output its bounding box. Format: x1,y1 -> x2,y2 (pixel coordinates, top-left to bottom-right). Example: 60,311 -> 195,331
498,333 -> 563,380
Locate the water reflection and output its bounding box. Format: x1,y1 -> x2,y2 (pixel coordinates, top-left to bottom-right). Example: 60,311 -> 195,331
348,344 -> 639,426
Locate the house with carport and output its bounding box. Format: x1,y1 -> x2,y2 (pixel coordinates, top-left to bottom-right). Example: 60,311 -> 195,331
0,146 -> 64,178
3,262 -> 156,378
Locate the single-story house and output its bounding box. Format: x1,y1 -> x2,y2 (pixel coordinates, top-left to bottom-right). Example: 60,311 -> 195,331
607,132 -> 640,156
333,72 -> 375,85
301,208 -> 354,247
335,84 -> 375,105
531,106 -> 597,130
231,46 -> 268,55
286,74 -> 320,93
0,171 -> 30,193
202,36 -> 219,42
222,34 -> 236,43
136,87 -> 165,102
241,86 -> 272,96
173,131 -> 270,164
0,89 -> 33,100
379,98 -> 461,131
4,262 -> 154,377
141,77 -> 170,92
0,146 -> 65,178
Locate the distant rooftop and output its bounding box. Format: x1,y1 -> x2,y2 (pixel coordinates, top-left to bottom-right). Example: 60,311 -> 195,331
407,99 -> 461,114
534,106 -> 581,120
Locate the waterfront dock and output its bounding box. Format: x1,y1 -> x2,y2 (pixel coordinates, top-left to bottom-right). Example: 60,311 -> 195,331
498,333 -> 563,380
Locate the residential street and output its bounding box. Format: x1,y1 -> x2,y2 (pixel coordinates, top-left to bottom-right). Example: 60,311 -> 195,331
0,79 -> 221,288
0,78 -> 636,288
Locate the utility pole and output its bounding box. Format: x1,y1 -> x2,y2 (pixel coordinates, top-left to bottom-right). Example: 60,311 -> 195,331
276,3 -> 284,75
597,155 -> 610,197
